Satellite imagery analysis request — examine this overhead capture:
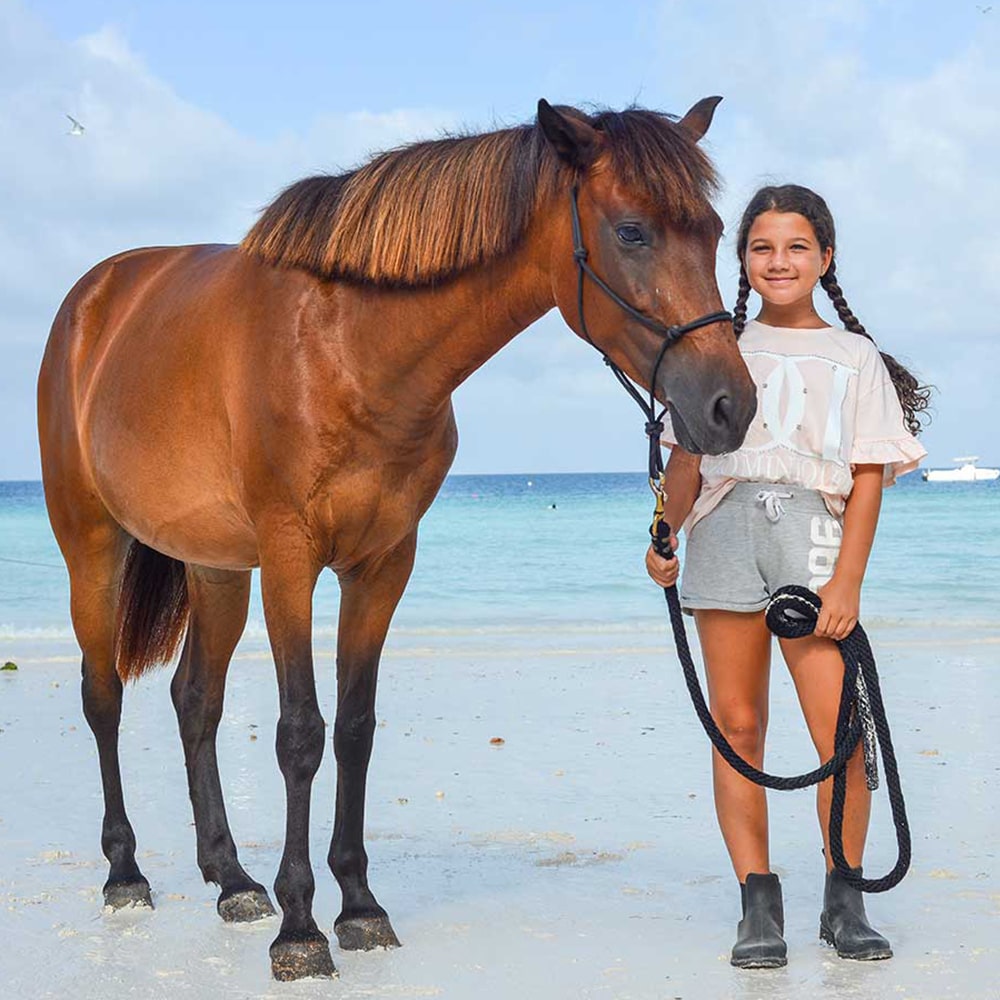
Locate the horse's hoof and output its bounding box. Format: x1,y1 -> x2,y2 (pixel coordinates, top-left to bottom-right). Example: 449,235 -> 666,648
269,933 -> 338,981
218,886 -> 276,923
335,914 -> 401,951
103,878 -> 153,910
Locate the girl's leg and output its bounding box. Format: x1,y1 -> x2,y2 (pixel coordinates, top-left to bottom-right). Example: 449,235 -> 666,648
694,609 -> 773,880
777,634 -> 870,868
779,632 -> 892,960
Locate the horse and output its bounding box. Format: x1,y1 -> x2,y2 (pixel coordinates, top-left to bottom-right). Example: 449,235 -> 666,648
37,97 -> 756,981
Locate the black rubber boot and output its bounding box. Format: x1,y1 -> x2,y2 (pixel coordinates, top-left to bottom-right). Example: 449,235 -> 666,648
731,872 -> 788,969
819,867 -> 892,960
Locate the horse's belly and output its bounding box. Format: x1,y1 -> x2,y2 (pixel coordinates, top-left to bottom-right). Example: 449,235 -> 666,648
101,477 -> 260,569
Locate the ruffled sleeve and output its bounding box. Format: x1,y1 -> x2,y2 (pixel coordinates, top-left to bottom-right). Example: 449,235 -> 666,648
851,346 -> 927,486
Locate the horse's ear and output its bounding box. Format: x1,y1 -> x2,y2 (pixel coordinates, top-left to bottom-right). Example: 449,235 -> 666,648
677,96 -> 723,142
537,99 -> 600,169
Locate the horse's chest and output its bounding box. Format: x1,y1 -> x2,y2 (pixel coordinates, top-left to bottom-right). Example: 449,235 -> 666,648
312,465 -> 448,569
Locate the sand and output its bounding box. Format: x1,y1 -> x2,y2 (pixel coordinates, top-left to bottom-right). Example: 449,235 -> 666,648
1,622 -> 997,999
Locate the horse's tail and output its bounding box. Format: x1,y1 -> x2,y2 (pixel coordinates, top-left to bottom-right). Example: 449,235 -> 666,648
114,541 -> 190,683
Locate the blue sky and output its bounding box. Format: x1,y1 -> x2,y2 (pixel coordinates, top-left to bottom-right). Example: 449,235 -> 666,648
4,0 -> 999,476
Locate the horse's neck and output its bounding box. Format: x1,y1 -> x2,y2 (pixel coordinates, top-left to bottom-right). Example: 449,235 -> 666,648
435,252 -> 553,385
355,234 -> 556,411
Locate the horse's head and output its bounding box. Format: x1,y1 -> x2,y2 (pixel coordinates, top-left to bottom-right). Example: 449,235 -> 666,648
538,99 -> 756,456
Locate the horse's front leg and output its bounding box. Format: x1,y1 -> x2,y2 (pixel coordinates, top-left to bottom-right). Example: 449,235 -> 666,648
259,535 -> 336,981
330,532 -> 416,951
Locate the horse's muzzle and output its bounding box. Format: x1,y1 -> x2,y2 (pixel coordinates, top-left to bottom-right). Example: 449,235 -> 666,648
668,388 -> 756,455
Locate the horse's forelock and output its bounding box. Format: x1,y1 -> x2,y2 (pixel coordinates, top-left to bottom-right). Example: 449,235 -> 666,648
592,109 -> 720,226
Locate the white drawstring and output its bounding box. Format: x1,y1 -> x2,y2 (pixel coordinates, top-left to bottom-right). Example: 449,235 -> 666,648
755,489 -> 793,523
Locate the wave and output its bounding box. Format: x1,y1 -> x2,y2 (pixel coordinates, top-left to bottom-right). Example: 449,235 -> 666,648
0,624 -> 77,640
3,616 -> 997,645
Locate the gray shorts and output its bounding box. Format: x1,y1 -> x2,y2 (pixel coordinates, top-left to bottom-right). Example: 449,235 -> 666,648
681,482 -> 843,614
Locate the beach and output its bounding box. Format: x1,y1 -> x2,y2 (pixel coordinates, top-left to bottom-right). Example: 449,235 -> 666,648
2,618 -> 998,1000
1,474 -> 998,998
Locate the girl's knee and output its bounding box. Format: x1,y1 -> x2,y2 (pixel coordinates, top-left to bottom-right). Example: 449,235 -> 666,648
715,709 -> 767,757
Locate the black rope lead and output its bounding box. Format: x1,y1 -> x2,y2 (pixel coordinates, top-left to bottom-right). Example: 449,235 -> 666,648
651,521 -> 911,893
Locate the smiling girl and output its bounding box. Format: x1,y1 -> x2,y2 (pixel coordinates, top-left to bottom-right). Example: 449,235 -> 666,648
647,184 -> 929,968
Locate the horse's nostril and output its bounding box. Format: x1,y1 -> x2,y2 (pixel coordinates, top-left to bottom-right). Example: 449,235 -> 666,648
710,392 -> 733,430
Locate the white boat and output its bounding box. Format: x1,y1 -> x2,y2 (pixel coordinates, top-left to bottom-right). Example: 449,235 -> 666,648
922,456 -> 1000,482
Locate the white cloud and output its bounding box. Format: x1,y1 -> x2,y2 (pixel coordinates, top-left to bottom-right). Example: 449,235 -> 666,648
456,327 -> 646,474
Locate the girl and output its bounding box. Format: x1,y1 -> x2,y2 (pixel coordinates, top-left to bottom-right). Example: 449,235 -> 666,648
646,185 -> 929,968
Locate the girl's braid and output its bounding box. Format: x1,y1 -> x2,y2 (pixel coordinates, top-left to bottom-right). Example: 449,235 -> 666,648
732,266 -> 751,337
821,263 -> 930,436
820,264 -> 871,341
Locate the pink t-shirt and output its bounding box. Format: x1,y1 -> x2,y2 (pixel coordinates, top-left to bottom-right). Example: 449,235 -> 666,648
661,319 -> 927,532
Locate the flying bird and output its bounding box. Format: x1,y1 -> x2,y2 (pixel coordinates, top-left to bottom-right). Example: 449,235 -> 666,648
65,114 -> 85,136
976,4 -> 993,12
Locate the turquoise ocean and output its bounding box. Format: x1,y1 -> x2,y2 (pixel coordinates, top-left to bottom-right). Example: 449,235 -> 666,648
1,473 -> 998,660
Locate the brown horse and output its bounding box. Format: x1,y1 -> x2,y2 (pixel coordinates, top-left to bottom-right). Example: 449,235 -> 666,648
37,98 -> 755,981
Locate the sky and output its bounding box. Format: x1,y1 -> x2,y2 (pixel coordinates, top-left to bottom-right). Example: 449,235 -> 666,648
3,0 -> 998,477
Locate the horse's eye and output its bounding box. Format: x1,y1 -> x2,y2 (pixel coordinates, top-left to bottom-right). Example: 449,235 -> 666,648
616,224 -> 646,246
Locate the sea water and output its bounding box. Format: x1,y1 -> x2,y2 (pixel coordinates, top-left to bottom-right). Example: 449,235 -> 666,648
1,473 -> 997,660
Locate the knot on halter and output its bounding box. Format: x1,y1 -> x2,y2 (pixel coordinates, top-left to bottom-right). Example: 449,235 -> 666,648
573,248 -> 589,262
644,419 -> 665,439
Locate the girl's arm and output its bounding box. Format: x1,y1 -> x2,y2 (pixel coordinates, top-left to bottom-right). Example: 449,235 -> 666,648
645,446 -> 702,587
815,463 -> 884,639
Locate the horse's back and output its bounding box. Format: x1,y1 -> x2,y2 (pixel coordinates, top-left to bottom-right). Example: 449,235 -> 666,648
42,243 -> 233,383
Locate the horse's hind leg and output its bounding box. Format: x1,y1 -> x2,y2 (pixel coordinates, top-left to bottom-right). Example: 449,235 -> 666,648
69,523 -> 154,909
170,566 -> 276,923
329,533 -> 417,951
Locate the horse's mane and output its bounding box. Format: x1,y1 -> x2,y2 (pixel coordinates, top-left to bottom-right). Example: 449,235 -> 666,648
240,106 -> 719,287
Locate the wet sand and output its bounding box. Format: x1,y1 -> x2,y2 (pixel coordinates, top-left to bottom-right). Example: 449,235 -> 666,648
1,623 -> 997,999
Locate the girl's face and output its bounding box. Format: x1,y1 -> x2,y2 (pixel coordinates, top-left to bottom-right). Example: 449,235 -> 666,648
744,211 -> 833,309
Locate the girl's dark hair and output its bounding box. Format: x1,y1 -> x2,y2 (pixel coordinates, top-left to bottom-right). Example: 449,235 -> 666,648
733,184 -> 931,435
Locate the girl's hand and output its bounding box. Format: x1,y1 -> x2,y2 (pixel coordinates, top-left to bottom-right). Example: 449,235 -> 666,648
645,538 -> 680,588
815,575 -> 861,640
